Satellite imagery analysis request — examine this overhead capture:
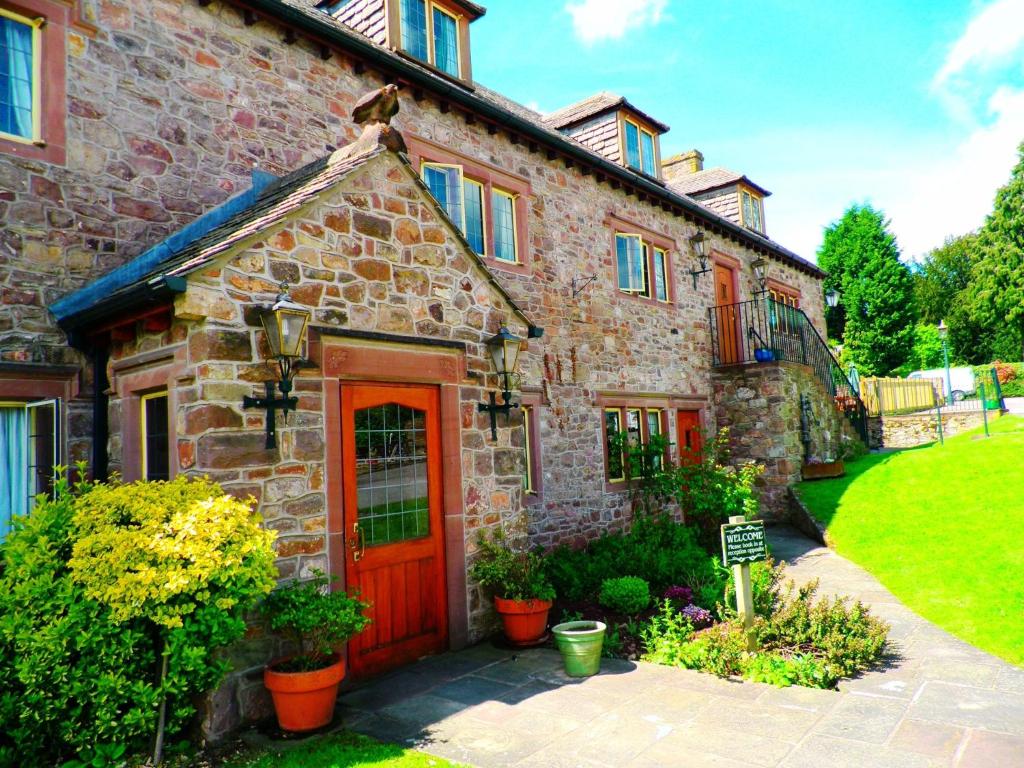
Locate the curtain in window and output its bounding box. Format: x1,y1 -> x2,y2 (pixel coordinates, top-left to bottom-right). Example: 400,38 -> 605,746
492,191 -> 516,262
400,0 -> 429,62
432,7 -> 459,77
463,180 -> 484,254
0,16 -> 34,139
653,250 -> 668,301
0,407 -> 28,541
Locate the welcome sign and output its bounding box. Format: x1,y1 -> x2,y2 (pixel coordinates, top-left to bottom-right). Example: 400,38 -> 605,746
720,520 -> 768,567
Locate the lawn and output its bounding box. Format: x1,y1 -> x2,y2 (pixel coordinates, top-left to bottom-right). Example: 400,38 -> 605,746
222,730 -> 468,768
796,414 -> 1024,666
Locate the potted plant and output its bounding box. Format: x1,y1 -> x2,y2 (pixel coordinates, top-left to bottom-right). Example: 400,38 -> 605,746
754,348 -> 776,362
470,524 -> 556,646
262,571 -> 370,732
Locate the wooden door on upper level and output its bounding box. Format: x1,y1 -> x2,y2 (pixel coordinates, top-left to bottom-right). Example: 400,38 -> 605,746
341,383 -> 447,678
713,263 -> 741,364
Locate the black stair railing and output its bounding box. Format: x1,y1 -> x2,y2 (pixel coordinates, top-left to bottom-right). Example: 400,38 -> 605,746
708,297 -> 869,444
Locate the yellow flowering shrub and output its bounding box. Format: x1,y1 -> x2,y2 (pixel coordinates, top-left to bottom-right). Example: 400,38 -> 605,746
69,476 -> 277,629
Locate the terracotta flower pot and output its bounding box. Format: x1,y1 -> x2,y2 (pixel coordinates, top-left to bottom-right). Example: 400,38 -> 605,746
493,596 -> 552,646
801,460 -> 845,480
264,653 -> 346,732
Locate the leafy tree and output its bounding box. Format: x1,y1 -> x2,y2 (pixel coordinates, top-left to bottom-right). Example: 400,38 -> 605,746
817,204 -> 916,375
913,234 -> 977,326
972,142 -> 1024,362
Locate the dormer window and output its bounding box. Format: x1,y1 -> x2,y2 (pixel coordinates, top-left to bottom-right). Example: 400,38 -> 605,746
400,0 -> 462,78
623,119 -> 657,176
741,189 -> 764,233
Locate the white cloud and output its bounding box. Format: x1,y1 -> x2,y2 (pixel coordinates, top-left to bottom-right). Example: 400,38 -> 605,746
933,0 -> 1024,87
565,0 -> 668,45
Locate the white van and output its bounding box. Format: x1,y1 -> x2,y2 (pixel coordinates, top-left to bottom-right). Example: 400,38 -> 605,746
908,367 -> 975,401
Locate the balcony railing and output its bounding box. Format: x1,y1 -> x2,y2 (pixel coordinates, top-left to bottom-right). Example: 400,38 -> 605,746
709,297 -> 869,443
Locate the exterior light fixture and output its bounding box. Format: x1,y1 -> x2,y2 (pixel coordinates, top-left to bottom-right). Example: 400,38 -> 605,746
478,326 -> 525,441
751,257 -> 768,295
243,283 -> 311,449
825,287 -> 840,308
938,319 -> 953,405
688,232 -> 711,289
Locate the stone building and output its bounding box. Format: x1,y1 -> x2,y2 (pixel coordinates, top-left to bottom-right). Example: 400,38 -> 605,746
0,0 -> 865,734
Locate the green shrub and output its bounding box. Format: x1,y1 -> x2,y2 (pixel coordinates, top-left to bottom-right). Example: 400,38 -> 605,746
642,573 -> 888,689
0,471 -> 277,767
263,572 -> 370,672
470,523 -> 555,602
545,514 -> 726,606
666,430 -> 764,549
598,576 -> 651,614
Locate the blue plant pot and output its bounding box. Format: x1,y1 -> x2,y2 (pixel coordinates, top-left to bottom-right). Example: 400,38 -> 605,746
755,349 -> 775,362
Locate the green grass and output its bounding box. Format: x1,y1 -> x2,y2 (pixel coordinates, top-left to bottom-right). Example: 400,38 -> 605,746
222,731 -> 469,768
796,414 -> 1024,666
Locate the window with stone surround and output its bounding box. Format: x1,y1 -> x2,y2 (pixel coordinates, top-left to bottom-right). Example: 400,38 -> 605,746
411,138 -> 531,271
603,405 -> 665,483
399,0 -> 462,78
614,233 -> 672,303
0,0 -> 66,164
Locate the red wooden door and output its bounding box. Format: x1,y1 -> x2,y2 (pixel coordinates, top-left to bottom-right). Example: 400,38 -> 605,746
676,410 -> 704,465
713,263 -> 741,364
341,383 -> 447,678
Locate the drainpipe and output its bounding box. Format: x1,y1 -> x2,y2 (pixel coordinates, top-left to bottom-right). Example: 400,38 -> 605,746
799,393 -> 813,462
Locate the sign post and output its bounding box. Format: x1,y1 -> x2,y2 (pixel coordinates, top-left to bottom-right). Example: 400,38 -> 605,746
720,516 -> 768,651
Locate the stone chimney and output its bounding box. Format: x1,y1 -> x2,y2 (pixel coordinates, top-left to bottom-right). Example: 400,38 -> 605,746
662,149 -> 704,181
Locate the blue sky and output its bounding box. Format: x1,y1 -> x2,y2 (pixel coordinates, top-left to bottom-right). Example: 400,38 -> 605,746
471,0 -> 1024,263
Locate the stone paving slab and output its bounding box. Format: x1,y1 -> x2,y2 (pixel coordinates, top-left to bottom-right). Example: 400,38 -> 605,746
337,525 -> 1024,767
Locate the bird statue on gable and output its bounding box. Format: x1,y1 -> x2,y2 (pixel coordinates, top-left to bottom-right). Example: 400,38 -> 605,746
331,83 -> 407,163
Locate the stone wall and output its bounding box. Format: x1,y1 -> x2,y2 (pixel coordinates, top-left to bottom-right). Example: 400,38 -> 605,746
712,360 -> 864,519
879,409 -> 999,448
2,0 -> 826,523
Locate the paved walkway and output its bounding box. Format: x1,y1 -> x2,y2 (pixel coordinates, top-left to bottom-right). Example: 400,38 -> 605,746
338,526 -> 1024,767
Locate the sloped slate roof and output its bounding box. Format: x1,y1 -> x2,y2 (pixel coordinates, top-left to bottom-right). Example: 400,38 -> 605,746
543,92 -> 671,134
669,167 -> 771,198
55,143 -> 530,328
256,0 -> 822,278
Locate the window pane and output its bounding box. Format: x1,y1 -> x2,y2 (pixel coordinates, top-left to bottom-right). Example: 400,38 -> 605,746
654,248 -> 668,301
640,131 -> 656,176
750,197 -> 762,231
624,122 -> 641,170
616,234 -> 644,292
354,403 -> 430,545
0,16 -> 35,139
423,165 -> 464,231
605,409 -> 623,480
492,190 -> 517,262
463,179 -> 485,254
647,410 -> 662,469
637,244 -> 650,298
26,400 -> 58,504
400,0 -> 429,62
432,7 -> 459,77
143,394 -> 170,481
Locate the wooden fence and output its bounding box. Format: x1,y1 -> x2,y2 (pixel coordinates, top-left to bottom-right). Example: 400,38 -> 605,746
861,377 -> 940,416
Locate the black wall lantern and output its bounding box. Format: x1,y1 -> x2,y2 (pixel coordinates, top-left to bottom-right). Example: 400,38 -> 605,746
478,326 -> 530,441
751,257 -> 769,295
688,231 -> 710,289
243,284 -> 311,449
825,288 -> 840,308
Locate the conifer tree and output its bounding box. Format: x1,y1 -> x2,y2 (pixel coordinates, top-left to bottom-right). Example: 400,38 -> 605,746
972,142 -> 1024,362
816,204 -> 915,375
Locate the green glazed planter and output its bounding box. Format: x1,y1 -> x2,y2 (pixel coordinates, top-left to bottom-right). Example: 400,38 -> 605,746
551,620 -> 606,677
